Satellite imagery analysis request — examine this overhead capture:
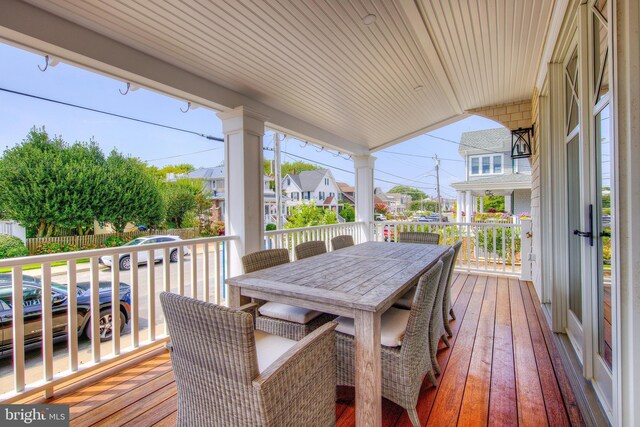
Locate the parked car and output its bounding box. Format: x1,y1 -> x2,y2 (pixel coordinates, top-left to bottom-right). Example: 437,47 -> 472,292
375,214 -> 387,221
0,274 -> 131,355
417,215 -> 429,222
99,235 -> 190,271
383,224 -> 395,241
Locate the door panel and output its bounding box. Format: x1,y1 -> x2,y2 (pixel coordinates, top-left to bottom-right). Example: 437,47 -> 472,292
567,135 -> 583,323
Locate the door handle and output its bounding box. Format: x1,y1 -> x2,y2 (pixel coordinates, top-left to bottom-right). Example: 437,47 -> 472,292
573,204 -> 594,246
573,230 -> 592,237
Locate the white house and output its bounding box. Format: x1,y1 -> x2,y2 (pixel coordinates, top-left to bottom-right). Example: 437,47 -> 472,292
282,169 -> 341,214
451,128 -> 532,221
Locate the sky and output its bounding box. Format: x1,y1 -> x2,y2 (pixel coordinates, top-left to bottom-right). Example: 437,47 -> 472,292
0,42 -> 503,200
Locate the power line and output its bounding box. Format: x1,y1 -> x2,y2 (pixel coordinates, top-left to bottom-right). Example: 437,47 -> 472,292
0,86 -> 224,142
144,147 -> 220,162
382,150 -> 464,162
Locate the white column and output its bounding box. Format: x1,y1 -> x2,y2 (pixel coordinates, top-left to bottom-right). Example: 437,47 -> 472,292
456,192 -> 463,223
354,154 -> 376,241
465,191 -> 473,223
217,107 -> 266,280
504,193 -> 513,214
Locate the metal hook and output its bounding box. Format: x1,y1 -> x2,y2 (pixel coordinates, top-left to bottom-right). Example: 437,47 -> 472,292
38,55 -> 54,72
180,102 -> 192,113
299,141 -> 309,148
119,82 -> 132,95
332,151 -> 342,157
315,145 -> 324,153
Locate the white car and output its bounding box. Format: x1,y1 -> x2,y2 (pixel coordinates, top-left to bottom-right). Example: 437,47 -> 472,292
99,235 -> 190,271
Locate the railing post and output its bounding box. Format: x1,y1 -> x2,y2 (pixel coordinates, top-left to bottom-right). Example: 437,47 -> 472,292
520,219 -> 532,281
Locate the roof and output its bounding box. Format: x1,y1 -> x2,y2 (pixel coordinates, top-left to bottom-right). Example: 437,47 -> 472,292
285,169 -> 329,191
458,128 -> 512,156
451,173 -> 531,191
186,166 -> 224,180
337,182 -> 354,193
322,196 -> 335,205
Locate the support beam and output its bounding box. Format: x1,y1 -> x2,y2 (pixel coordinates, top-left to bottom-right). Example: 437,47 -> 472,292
456,192 -> 464,223
217,107 -> 265,298
354,155 -> 376,240
465,191 -> 473,223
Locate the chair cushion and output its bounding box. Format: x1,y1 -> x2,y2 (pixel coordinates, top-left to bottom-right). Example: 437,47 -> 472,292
258,302 -> 322,324
394,286 -> 416,310
335,307 -> 411,347
254,330 -> 297,373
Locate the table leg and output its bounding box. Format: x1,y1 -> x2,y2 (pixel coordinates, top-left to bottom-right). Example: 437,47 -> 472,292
354,309 -> 382,427
227,284 -> 243,308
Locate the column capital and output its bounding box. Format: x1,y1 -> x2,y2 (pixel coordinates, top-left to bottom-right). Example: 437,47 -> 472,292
353,154 -> 376,169
217,106 -> 267,136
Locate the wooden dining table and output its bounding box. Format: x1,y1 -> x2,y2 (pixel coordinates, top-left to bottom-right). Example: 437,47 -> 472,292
226,241 -> 451,426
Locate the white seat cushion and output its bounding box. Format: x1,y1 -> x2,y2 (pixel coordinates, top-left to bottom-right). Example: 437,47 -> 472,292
395,287 -> 416,310
258,302 -> 322,324
335,307 -> 411,347
254,330 -> 297,373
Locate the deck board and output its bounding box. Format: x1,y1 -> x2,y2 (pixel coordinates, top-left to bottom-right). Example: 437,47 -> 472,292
44,273 -> 583,427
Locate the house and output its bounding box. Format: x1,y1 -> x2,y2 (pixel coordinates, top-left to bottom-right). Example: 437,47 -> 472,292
373,188 -> 412,214
282,169 -> 341,214
184,166 -> 276,223
336,182 -> 355,205
2,1 -> 637,425
451,128 -> 532,221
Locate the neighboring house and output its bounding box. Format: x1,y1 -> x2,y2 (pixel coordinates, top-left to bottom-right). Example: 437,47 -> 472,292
337,182 -> 355,205
451,128 -> 532,220
373,188 -> 412,214
183,167 -> 276,223
282,169 -> 341,214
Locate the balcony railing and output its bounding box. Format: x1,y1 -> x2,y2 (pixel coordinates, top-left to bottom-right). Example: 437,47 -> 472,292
372,221 -> 530,276
0,235 -> 237,402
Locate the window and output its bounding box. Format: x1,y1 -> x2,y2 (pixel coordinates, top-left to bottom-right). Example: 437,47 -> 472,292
329,192 -> 335,198
287,178 -> 291,186
303,192 -> 310,200
292,192 -> 299,201
324,178 -> 329,185
470,154 -> 504,175
319,191 -> 325,200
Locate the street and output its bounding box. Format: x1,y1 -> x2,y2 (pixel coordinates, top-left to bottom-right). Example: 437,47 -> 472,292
0,250 -> 225,394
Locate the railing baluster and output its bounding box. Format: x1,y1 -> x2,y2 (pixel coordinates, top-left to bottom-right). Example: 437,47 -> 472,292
466,224 -> 471,272
147,249 -> 155,342
191,243 -> 198,299
111,253 -> 121,355
178,246 -> 185,296
12,266 -> 24,392
67,260 -> 78,372
130,252 -> 139,348
163,248 -> 170,336
483,225 -> 488,270
511,226 -> 516,273
41,262 -> 53,398
502,227 -> 507,272
90,258 -> 100,363
215,242 -> 222,304
492,227 -> 497,272
203,243 -> 210,303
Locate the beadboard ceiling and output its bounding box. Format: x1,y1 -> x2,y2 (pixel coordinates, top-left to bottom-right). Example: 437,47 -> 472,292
20,0 -> 555,152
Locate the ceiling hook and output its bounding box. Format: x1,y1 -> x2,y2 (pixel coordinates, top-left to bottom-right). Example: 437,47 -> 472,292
315,145 -> 324,153
119,82 -> 132,95
180,102 -> 192,113
299,141 -> 309,148
38,55 -> 54,72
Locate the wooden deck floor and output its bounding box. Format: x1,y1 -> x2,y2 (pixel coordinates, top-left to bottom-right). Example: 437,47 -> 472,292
42,273 -> 584,426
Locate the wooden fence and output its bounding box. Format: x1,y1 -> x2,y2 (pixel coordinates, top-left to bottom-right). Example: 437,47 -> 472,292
26,228 -> 200,254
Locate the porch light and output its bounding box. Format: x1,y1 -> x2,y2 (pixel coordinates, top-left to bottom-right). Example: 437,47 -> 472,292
511,126 -> 534,159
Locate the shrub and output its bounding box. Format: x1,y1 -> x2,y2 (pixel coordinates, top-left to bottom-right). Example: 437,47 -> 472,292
34,241 -> 78,255
265,223 -> 277,231
0,234 -> 28,259
104,236 -> 126,247
211,221 -> 225,236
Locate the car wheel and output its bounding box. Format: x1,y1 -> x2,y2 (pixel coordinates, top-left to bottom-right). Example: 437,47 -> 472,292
85,309 -> 126,342
119,256 -> 131,271
169,249 -> 178,263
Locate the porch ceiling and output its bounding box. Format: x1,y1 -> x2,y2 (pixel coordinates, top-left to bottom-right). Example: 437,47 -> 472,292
10,0 -> 554,152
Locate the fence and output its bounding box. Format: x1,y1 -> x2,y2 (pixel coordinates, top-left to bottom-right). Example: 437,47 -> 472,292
0,234 -> 236,402
25,228 -> 201,254
0,221 -> 26,243
372,220 -> 529,276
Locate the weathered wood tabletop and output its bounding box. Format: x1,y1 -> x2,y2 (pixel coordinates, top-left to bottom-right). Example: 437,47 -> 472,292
226,241 -> 450,427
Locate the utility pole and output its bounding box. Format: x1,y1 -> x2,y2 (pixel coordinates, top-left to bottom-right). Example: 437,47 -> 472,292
435,154 -> 442,221
274,133 -> 283,230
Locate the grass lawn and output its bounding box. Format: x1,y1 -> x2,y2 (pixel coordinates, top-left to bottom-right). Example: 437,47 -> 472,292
0,258 -> 90,273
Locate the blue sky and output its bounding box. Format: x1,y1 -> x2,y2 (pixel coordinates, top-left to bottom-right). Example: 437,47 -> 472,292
0,42 -> 502,199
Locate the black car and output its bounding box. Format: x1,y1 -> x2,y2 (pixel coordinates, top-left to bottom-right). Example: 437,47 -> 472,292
0,274 -> 131,354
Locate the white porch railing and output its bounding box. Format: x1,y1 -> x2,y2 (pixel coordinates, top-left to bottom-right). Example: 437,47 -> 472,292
264,222 -> 367,259
372,221 -> 527,276
0,235 -> 237,402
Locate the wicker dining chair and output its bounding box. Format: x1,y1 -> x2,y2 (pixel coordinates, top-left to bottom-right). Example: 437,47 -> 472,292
444,240 -> 463,336
397,231 -> 440,245
295,240 -> 327,260
335,261 -> 444,427
242,249 -> 335,341
160,292 -> 337,427
429,248 -> 455,375
331,235 -> 354,251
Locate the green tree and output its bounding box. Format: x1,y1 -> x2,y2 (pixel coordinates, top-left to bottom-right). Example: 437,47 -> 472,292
409,200 -> 437,212
481,196 -> 505,212
264,160 -> 319,178
162,178 -> 205,228
147,163 -> 196,180
387,185 -> 427,202
99,151 -> 165,231
0,128 -> 108,236
285,202 -> 337,228
339,203 -> 355,222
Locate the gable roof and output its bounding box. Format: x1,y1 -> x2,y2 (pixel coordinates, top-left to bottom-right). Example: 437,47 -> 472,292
186,166 -> 225,180
337,182 -> 354,193
451,173 -> 531,190
285,169 -> 331,192
458,128 -> 511,156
